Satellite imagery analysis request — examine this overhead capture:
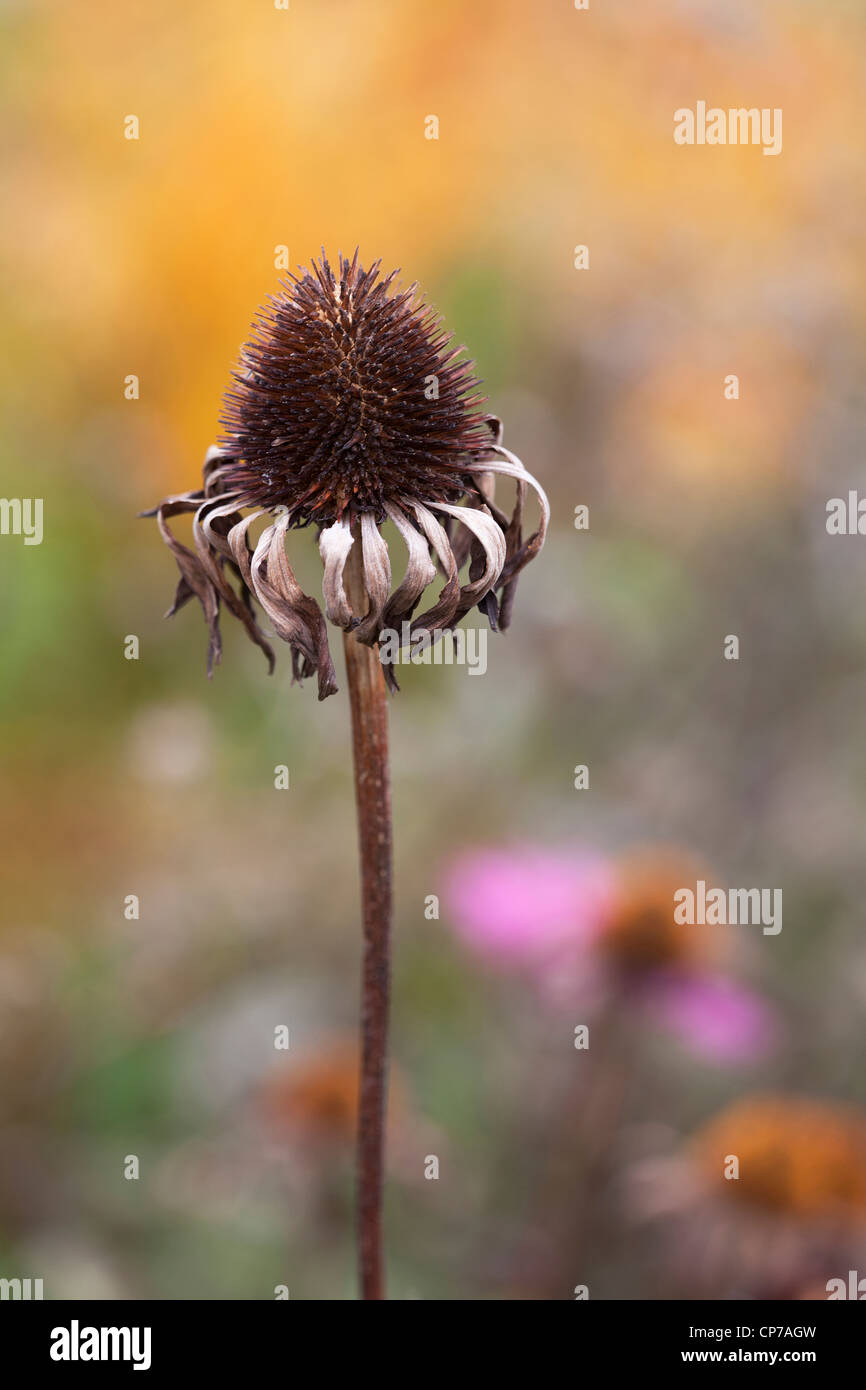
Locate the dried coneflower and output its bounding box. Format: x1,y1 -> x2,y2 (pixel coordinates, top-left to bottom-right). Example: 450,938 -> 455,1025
144,250 -> 548,1299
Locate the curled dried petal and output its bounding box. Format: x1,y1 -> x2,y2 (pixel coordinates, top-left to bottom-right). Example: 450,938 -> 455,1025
318,517 -> 356,629
433,501 -> 507,621
463,447 -> 549,630
352,513 -> 392,645
408,502 -> 460,636
193,500 -> 275,672
152,495 -> 222,676
382,504 -> 436,629
249,516 -> 338,699
464,448 -> 549,581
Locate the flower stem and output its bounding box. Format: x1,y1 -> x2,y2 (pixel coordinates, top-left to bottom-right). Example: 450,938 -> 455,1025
342,529 -> 392,1301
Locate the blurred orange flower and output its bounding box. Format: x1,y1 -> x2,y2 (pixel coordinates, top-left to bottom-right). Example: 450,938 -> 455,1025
600,847 -> 718,975
261,1041 -> 406,1146
692,1094 -> 866,1219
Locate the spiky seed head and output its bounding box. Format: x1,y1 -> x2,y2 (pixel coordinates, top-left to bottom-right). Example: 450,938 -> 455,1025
218,251 -> 494,525
145,249 -> 550,693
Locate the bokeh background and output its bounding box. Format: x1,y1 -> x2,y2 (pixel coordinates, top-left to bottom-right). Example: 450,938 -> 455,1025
2,0 -> 866,1299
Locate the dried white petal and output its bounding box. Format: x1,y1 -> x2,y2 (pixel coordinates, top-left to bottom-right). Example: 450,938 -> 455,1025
432,501 -> 507,605
409,502 -> 460,633
464,446 -> 550,541
383,503 -> 436,627
318,517 -> 355,628
353,513 -> 392,643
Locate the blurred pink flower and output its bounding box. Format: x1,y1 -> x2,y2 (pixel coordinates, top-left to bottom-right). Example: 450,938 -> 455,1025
643,971 -> 781,1063
444,842 -> 782,1068
444,847 -> 615,968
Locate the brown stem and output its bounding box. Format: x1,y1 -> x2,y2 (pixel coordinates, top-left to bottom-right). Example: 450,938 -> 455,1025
342,528 -> 392,1301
